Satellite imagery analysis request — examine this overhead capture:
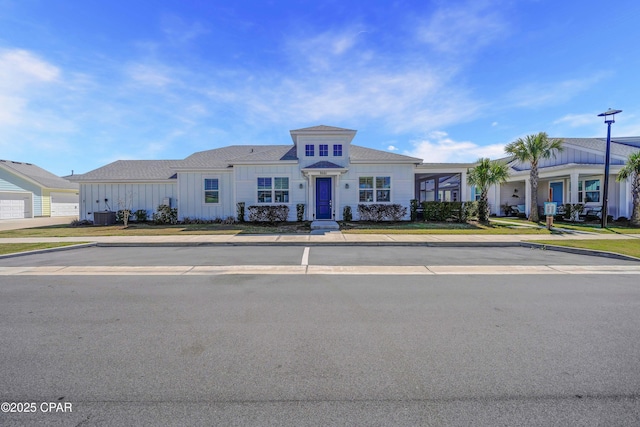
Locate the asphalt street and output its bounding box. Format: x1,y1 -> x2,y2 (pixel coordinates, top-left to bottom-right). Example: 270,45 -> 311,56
1,246 -> 639,425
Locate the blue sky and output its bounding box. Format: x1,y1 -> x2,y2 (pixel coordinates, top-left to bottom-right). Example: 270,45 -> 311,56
1,0 -> 639,176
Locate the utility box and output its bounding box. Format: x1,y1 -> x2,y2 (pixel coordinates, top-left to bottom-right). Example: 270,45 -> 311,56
93,211 -> 116,226
162,197 -> 171,207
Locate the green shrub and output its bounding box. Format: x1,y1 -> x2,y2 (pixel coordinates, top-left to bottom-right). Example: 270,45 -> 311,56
115,209 -> 132,224
421,201 -> 477,222
153,204 -> 178,225
357,204 -> 407,221
236,202 -> 245,223
296,203 -> 305,222
343,205 -> 353,222
410,199 -> 419,222
133,209 -> 148,222
247,205 -> 290,222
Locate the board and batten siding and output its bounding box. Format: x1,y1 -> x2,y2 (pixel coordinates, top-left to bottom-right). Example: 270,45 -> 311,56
235,165 -> 306,221
296,135 -> 351,168
177,171 -> 234,220
516,147 -> 625,170
78,183 -> 177,221
339,164 -> 414,221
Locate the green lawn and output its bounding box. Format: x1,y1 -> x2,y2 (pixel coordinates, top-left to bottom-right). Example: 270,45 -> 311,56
0,242 -> 85,255
491,218 -> 640,234
531,239 -> 640,259
0,219 -> 638,238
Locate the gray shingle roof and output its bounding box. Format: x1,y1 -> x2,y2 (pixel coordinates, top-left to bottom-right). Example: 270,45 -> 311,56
0,159 -> 78,189
561,137 -> 639,158
68,160 -> 178,181
290,125 -> 356,132
350,145 -> 422,162
177,145 -> 297,169
304,161 -> 345,169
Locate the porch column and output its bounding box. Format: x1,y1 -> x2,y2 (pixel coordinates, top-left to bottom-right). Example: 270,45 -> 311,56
460,171 -> 468,201
620,178 -> 630,218
570,172 -> 579,204
525,178 -> 532,217
335,174 -> 340,220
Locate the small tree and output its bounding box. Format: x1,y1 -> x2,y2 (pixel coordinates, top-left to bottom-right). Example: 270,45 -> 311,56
466,158 -> 510,222
617,151 -> 640,226
505,132 -> 564,222
117,192 -> 134,227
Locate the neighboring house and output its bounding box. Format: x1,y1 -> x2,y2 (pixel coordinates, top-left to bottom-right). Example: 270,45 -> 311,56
491,137 -> 640,219
0,159 -> 79,219
69,126 -> 422,221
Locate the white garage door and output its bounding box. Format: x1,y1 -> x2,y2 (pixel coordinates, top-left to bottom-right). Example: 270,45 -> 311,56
0,192 -> 32,219
51,192 -> 79,217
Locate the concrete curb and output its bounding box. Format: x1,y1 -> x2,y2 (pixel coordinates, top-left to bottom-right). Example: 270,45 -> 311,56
1,239 -> 638,264
0,243 -> 97,259
93,241 -> 525,248
521,242 -> 640,262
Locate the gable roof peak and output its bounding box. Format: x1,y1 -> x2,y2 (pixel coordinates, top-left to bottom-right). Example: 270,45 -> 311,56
290,124 -> 356,133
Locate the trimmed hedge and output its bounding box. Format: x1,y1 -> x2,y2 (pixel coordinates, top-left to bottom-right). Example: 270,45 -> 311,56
357,204 -> 407,222
421,201 -> 478,222
248,205 -> 290,222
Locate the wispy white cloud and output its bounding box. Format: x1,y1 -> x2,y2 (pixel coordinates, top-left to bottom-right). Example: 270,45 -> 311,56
553,113 -> 597,128
0,49 -> 61,126
160,15 -> 210,45
417,1 -> 509,55
126,63 -> 174,87
507,74 -> 607,108
407,131 -> 506,163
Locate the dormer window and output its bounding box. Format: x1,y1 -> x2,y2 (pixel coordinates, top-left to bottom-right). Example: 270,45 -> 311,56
333,144 -> 342,156
319,144 -> 328,157
305,144 -> 314,156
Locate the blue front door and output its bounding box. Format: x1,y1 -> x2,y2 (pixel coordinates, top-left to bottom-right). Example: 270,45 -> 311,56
550,182 -> 563,204
316,178 -> 332,219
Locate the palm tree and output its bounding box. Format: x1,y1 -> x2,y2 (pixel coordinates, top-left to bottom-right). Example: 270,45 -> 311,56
617,151 -> 640,226
504,132 -> 564,222
467,158 -> 510,222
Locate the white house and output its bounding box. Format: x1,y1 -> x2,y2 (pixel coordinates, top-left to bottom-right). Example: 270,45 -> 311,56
69,127 -> 640,223
70,126 -> 422,222
0,159 -> 79,219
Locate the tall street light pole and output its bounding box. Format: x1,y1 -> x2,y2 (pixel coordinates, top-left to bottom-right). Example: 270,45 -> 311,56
597,108 -> 622,228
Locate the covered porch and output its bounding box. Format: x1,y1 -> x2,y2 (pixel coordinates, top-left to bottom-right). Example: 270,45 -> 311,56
500,164 -> 632,220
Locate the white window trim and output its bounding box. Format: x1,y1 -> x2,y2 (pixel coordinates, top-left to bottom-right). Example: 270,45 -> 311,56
305,144 -> 314,157
578,176 -> 602,205
358,175 -> 392,203
256,176 -> 291,204
203,176 -> 221,205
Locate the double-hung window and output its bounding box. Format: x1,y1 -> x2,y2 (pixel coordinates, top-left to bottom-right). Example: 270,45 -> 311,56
333,144 -> 342,156
579,179 -> 600,203
359,176 -> 391,202
319,144 -> 328,157
305,144 -> 314,156
204,178 -> 219,203
257,177 -> 289,203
